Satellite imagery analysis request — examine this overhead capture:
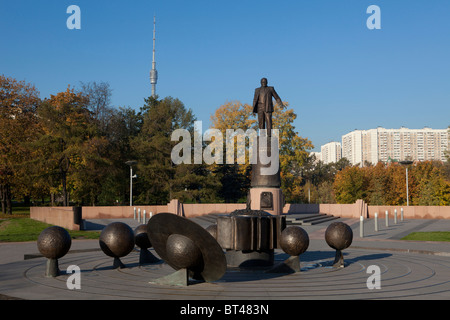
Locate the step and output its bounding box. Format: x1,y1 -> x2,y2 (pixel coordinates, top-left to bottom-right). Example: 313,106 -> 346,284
300,215 -> 340,226
285,213 -> 327,222
286,214 -> 339,226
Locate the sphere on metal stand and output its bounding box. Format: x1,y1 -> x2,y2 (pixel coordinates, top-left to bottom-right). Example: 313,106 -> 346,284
325,222 -> 353,268
269,226 -> 309,273
99,222 -> 135,269
280,226 -> 309,256
37,226 -> 72,277
134,224 -> 160,264
166,234 -> 203,270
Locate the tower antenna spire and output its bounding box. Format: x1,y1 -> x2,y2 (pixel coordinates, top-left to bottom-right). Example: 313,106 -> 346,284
150,15 -> 158,98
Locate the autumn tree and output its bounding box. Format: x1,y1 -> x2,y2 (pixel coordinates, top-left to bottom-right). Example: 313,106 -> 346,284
33,86 -> 109,206
333,166 -> 369,204
0,75 -> 41,213
209,101 -> 255,201
410,161 -> 450,206
210,100 -> 313,203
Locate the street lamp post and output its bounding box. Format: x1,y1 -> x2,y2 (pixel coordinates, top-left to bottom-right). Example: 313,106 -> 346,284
125,161 -> 137,206
399,160 -> 413,206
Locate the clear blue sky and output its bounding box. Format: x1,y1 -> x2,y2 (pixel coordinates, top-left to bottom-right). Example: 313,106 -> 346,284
1,0 -> 449,151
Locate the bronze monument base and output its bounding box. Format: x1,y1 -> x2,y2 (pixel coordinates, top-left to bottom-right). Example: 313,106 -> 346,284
225,249 -> 274,268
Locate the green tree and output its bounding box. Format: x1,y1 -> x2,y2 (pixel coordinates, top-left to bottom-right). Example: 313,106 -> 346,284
96,106 -> 143,205
131,96 -> 198,204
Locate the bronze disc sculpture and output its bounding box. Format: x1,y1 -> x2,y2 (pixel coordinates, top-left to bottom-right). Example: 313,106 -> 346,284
37,226 -> 72,277
147,213 -> 226,286
269,226 -> 309,273
325,222 -> 353,268
99,222 -> 135,269
134,224 -> 160,264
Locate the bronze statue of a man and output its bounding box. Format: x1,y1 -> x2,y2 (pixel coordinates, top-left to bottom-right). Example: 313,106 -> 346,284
252,78 -> 284,135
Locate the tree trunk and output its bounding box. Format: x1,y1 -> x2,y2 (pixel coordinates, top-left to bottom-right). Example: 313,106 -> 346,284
6,184 -> 12,214
51,193 -> 55,206
1,184 -> 13,214
0,184 -> 5,214
62,172 -> 68,207
61,170 -> 68,206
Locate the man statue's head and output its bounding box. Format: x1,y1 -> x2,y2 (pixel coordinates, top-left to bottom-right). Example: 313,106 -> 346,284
260,78 -> 268,87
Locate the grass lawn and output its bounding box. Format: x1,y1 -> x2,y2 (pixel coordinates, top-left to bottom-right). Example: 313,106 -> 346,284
401,231 -> 450,242
0,218 -> 100,242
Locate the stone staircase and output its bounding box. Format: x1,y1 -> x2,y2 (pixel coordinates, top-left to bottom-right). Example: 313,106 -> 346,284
284,213 -> 339,226
190,212 -> 339,228
190,213 -> 222,228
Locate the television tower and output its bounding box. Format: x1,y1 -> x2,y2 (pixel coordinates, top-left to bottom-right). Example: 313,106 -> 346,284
150,16 -> 158,98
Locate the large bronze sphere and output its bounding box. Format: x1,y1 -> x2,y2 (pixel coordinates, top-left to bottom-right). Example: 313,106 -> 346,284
325,222 -> 353,251
37,226 -> 72,259
280,226 -> 309,256
134,224 -> 152,249
165,234 -> 203,269
99,222 -> 135,258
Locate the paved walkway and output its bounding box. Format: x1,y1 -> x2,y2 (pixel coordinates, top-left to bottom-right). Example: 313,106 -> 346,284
0,215 -> 449,301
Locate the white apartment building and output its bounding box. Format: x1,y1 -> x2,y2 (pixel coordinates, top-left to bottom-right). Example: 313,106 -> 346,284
320,142 -> 342,164
342,127 -> 449,166
310,151 -> 321,163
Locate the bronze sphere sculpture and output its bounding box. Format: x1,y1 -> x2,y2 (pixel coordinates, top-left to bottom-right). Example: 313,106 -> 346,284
269,226 -> 309,273
280,226 -> 309,257
99,222 -> 135,269
325,222 -> 353,267
134,224 -> 160,264
165,234 -> 203,270
135,224 -> 152,249
37,226 -> 72,277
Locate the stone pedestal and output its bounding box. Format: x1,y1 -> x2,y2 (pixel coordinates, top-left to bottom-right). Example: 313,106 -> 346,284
249,187 -> 283,215
249,135 -> 284,215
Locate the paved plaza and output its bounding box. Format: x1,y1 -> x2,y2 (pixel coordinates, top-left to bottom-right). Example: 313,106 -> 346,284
0,215 -> 449,301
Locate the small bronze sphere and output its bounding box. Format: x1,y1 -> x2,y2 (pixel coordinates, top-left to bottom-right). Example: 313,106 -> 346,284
134,224 -> 152,249
205,224 -> 217,239
165,234 -> 203,269
99,222 -> 135,258
280,226 -> 309,256
37,226 -> 72,259
325,222 -> 353,251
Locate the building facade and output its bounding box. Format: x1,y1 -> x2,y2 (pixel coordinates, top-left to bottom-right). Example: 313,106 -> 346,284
320,142 -> 342,164
342,127 -> 449,166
